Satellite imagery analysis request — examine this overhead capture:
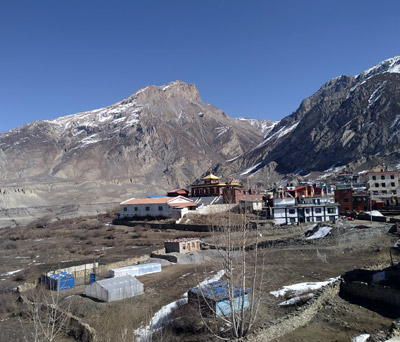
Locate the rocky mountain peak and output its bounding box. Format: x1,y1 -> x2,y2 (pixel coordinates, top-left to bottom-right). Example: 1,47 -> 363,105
123,80 -> 201,105
356,55 -> 400,81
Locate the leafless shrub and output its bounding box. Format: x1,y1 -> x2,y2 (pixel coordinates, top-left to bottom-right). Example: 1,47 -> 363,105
0,292 -> 19,315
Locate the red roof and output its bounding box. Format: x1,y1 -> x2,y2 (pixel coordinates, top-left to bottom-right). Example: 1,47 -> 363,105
121,197 -> 169,205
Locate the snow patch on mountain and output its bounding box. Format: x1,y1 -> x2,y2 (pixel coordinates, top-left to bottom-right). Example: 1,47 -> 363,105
254,121 -> 299,150
240,162 -> 261,176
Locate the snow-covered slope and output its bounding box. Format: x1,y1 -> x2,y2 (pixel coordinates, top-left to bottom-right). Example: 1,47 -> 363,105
216,55 -> 400,181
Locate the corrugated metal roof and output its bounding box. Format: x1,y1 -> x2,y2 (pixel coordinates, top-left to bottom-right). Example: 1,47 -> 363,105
190,281 -> 250,301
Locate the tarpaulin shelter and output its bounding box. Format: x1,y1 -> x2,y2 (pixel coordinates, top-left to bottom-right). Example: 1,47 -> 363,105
42,272 -> 75,291
85,275 -> 143,302
109,263 -> 161,278
188,281 -> 250,316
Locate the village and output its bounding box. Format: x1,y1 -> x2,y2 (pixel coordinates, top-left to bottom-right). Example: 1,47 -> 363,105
1,166 -> 400,342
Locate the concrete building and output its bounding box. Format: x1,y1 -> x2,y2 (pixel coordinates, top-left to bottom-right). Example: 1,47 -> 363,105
272,197 -> 339,225
119,195 -> 197,219
365,166 -> 400,206
164,238 -> 201,254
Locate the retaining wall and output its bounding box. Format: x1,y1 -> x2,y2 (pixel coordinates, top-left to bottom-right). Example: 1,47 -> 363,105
244,281 -> 341,342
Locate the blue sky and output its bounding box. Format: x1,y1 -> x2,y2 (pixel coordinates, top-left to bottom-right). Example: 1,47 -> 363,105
0,0 -> 399,133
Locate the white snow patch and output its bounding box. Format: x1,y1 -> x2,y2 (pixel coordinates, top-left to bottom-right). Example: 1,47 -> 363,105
278,293 -> 315,306
352,334 -> 370,342
302,224 -> 317,235
306,226 -> 332,240
270,277 -> 339,298
240,162 -> 261,176
226,155 -> 240,162
1,269 -> 23,276
134,270 -> 225,341
255,121 -> 299,149
364,210 -> 384,217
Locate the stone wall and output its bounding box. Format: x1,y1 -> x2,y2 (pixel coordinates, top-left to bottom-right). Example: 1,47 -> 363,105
244,281 -> 341,342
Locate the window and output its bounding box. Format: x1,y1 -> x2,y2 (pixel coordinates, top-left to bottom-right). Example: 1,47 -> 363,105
391,175 -> 395,179
372,176 -> 376,180
145,206 -> 150,211
305,208 -> 310,214
123,207 -> 127,212
373,191 -> 378,195
343,198 -> 349,202
375,183 -> 379,187
289,218 -> 296,223
316,217 -> 322,222
288,209 -> 296,214
158,206 -> 163,211
381,175 -> 385,180
307,217 -> 312,222
327,207 -> 336,214
382,190 -> 387,195
315,208 -> 322,213
391,182 -> 396,187
392,190 -> 397,195
344,207 -> 350,211
134,207 -> 138,211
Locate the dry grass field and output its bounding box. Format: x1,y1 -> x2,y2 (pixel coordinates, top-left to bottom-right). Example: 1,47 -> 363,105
1,214 -> 399,342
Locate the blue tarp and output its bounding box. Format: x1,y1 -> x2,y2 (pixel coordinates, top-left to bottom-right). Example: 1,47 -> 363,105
45,272 -> 75,291
190,281 -> 250,301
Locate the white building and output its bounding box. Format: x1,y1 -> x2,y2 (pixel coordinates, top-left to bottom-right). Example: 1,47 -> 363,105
272,197 -> 339,225
119,195 -> 197,219
365,166 -> 400,206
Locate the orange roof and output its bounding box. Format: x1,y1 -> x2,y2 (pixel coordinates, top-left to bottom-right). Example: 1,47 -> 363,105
120,197 -> 169,205
120,196 -> 197,208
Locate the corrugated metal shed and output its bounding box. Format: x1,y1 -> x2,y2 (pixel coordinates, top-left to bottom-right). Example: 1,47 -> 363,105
109,263 -> 161,278
43,272 -> 75,291
188,281 -> 250,316
85,275 -> 143,302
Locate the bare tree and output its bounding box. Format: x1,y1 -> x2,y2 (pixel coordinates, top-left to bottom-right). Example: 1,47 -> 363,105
21,285 -> 73,342
191,211 -> 265,339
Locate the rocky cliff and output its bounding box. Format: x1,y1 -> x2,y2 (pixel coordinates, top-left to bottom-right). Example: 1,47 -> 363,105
218,55 -> 400,182
0,81 -> 267,226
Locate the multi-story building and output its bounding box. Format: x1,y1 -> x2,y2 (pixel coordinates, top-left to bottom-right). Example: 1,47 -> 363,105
334,186 -> 371,214
365,166 -> 400,206
272,197 -> 339,225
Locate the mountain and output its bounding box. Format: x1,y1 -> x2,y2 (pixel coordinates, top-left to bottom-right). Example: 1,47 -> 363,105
0,81 -> 265,227
218,55 -> 400,182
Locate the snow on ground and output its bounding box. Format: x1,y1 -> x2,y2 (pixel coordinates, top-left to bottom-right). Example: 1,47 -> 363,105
270,277 -> 339,299
306,226 -> 332,240
277,293 -> 315,306
352,334 -> 370,342
364,210 -> 384,217
134,270 -> 225,341
0,269 -> 23,277
302,224 -> 317,235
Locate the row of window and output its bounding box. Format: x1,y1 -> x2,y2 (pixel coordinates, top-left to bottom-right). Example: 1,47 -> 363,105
372,190 -> 397,196
289,217 -> 326,223
371,175 -> 396,180
123,206 -> 164,212
373,182 -> 396,188
287,207 -> 336,214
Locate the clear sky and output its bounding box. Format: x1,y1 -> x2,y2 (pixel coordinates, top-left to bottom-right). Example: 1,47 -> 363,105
1,0 -> 399,133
